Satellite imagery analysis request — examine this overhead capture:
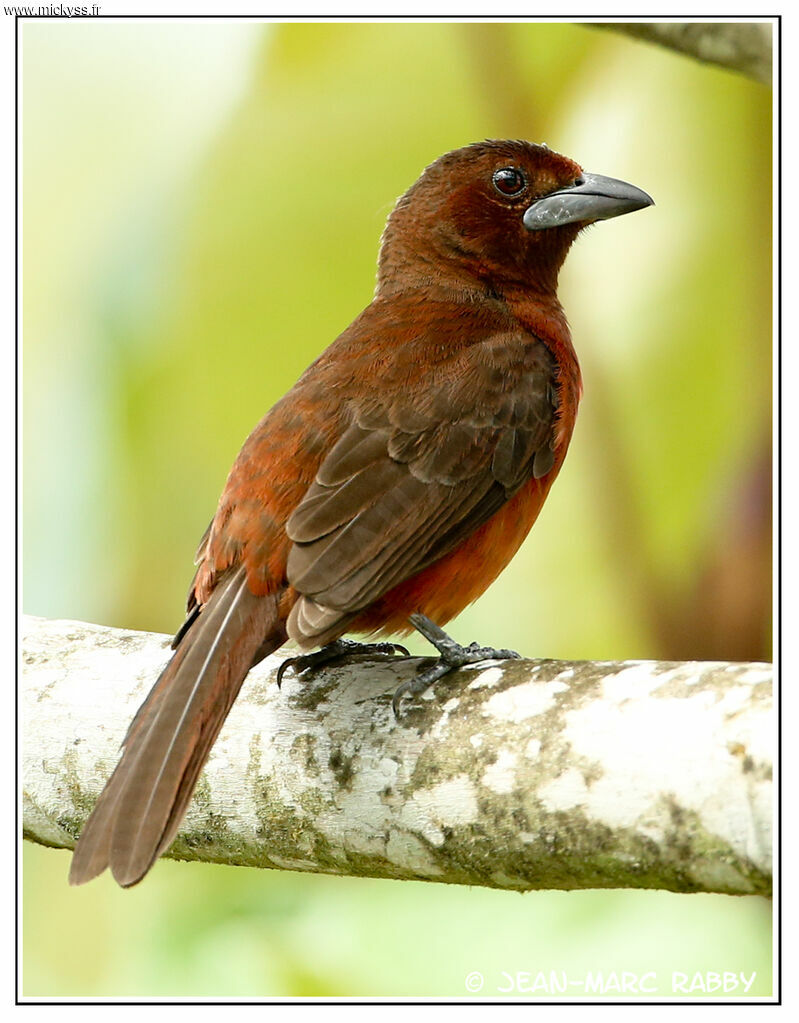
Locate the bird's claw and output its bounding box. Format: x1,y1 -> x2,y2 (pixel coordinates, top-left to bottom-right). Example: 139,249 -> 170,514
392,614 -> 521,719
462,642 -> 521,662
277,638 -> 410,688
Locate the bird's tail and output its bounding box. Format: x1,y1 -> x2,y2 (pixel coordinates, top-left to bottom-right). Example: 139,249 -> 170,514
69,566 -> 285,887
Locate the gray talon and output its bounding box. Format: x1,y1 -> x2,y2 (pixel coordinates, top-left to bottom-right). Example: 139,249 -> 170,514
392,613 -> 522,719
277,638 -> 410,688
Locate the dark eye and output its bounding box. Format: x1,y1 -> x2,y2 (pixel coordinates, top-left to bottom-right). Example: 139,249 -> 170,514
492,167 -> 527,197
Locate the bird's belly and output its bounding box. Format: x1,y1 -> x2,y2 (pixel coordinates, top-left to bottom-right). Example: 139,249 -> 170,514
352,473 -> 554,637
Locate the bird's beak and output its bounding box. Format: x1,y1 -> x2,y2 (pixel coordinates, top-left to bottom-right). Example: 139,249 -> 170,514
523,172 -> 654,231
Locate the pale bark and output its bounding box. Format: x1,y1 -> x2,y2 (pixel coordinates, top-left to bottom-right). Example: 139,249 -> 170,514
592,22 -> 773,85
22,615 -> 772,894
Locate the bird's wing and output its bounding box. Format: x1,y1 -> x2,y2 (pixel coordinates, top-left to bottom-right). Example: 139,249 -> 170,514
285,333 -> 558,643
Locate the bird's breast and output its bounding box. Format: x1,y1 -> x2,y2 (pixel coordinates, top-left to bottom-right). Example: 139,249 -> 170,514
351,468 -> 563,637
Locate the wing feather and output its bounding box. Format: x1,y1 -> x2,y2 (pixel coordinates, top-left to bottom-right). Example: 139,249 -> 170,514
285,334 -> 559,643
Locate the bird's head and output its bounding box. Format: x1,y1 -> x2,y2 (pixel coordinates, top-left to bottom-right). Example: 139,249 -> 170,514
378,139 -> 653,298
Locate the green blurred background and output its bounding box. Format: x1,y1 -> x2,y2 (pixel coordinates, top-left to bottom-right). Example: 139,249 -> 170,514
22,20 -> 773,998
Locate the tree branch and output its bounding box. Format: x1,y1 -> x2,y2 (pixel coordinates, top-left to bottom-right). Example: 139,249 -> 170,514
590,22 -> 773,85
22,615 -> 772,895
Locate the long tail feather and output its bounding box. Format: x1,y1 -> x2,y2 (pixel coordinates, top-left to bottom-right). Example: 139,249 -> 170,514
69,567 -> 285,887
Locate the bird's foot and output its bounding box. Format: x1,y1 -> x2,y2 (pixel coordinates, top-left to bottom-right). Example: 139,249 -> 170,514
276,638 -> 410,687
392,613 -> 521,719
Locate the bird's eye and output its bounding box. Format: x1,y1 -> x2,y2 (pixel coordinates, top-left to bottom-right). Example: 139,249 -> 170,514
492,167 -> 527,197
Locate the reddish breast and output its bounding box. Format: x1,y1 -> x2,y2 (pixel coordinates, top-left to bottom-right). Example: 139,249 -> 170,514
352,470 -> 560,636
354,318 -> 581,638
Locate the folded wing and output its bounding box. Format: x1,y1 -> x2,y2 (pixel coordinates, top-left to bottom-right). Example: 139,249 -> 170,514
286,334 -> 558,644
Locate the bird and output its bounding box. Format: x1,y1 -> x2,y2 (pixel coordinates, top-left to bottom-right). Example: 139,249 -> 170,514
69,139 -> 653,887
